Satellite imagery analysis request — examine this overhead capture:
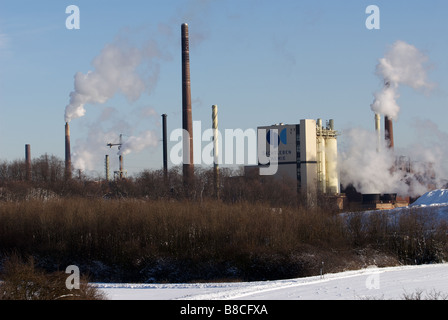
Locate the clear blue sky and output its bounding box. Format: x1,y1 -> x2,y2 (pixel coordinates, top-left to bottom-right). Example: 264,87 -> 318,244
1,0 -> 447,177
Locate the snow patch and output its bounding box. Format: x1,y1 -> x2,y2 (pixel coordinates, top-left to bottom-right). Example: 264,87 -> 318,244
411,189 -> 448,207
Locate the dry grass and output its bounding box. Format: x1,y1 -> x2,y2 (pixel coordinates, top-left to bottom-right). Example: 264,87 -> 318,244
0,159 -> 446,283
0,197 -> 446,283
0,198 -> 351,281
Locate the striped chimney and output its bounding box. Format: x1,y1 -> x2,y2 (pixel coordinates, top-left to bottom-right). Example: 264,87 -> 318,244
181,23 -> 194,186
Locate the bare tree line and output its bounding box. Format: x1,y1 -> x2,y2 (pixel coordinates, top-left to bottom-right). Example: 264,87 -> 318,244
0,155 -> 308,208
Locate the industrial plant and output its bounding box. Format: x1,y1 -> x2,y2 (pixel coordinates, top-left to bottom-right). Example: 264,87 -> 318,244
2,16 -> 448,294
242,108 -> 439,210
8,23 -> 442,212
248,119 -> 339,196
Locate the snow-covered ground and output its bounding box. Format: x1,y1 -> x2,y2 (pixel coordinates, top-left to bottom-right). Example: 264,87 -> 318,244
96,189 -> 448,300
411,189 -> 448,207
96,263 -> 448,300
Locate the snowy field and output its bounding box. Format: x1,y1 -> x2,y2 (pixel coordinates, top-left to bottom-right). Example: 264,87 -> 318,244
96,263 -> 448,300
96,189 -> 448,301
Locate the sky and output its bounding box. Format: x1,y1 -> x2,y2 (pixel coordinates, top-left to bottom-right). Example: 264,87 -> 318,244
0,0 -> 447,179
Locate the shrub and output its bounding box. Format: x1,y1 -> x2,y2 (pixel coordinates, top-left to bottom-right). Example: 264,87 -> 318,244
0,254 -> 106,300
401,289 -> 448,300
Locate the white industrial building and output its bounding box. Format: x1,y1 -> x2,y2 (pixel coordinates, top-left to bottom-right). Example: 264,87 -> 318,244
248,119 -> 340,196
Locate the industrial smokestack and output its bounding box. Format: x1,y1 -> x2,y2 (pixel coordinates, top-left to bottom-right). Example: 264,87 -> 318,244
375,113 -> 381,152
25,144 -> 31,181
374,113 -> 381,132
212,105 -> 219,198
162,114 -> 168,179
378,80 -> 394,149
105,155 -> 110,181
181,23 -> 194,186
119,155 -> 124,179
385,116 -> 394,149
65,122 -> 72,179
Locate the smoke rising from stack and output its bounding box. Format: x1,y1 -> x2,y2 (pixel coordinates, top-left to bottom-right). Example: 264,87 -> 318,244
340,128 -> 398,194
63,4 -> 212,124
64,36 -> 164,123
119,131 -> 158,156
71,109 -> 159,174
339,41 -> 441,197
370,40 -> 434,120
62,4 -> 213,176
64,27 -> 168,174
340,120 -> 448,197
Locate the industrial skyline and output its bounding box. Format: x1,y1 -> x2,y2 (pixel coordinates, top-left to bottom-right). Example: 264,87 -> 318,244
1,1 -> 447,185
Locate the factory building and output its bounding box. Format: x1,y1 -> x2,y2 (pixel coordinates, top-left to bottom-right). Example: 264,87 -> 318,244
247,118 -> 340,198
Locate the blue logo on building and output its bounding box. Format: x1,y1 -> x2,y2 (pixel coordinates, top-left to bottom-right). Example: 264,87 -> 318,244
266,128 -> 287,146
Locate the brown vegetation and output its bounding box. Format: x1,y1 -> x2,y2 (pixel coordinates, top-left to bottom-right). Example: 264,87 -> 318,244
0,254 -> 105,300
0,155 -> 447,284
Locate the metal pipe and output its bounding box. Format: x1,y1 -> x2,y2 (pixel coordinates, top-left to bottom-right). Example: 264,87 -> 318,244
181,23 -> 194,186
25,144 -> 31,181
212,105 -> 219,198
375,113 -> 381,152
162,114 -> 168,178
328,119 -> 334,131
65,122 -> 72,179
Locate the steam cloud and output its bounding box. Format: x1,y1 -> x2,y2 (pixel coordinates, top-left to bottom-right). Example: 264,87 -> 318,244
119,131 -> 158,156
65,1 -> 215,176
339,41 -> 444,197
72,108 -> 159,173
370,40 -> 434,120
339,127 -> 446,197
64,0 -> 212,124
65,38 -> 162,123
65,29 -> 168,174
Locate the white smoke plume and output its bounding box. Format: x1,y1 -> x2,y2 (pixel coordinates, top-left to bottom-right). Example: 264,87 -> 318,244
66,3 -> 215,175
370,40 -> 434,120
339,126 -> 446,197
119,131 -> 159,156
64,0 -> 213,124
72,125 -> 117,173
72,107 -> 159,175
339,128 -> 405,195
65,37 -> 162,123
339,41 -> 442,197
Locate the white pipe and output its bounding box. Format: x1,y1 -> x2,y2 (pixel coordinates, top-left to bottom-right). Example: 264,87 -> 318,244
375,113 -> 381,152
